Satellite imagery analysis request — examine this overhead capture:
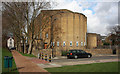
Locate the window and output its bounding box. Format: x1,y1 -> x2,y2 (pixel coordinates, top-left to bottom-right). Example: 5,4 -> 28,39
40,33 -> 42,38
53,42 -> 55,46
80,50 -> 86,53
51,42 -> 52,46
10,42 -> 12,44
63,41 -> 65,46
81,42 -> 83,46
46,33 -> 48,38
69,50 -> 76,53
76,41 -> 78,47
84,42 -> 86,46
70,41 -> 72,46
57,42 -> 59,47
10,39 -> 12,41
77,50 -> 80,53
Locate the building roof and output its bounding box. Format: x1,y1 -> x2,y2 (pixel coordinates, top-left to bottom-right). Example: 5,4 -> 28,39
41,9 -> 87,18
87,33 -> 97,35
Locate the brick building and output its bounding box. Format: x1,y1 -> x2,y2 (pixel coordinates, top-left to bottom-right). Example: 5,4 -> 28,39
87,33 -> 97,49
34,9 -> 87,56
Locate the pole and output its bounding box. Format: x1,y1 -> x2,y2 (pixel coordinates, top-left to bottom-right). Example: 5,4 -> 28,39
52,46 -> 53,58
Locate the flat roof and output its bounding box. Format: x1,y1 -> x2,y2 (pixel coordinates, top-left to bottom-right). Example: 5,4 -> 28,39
41,9 -> 87,18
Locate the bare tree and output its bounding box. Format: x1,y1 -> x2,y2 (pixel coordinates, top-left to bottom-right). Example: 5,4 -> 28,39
2,2 -> 29,53
2,1 -> 56,54
107,25 -> 120,45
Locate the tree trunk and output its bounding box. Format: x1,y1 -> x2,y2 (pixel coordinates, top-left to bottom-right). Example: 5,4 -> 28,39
16,42 -> 19,51
18,43 -> 21,52
30,40 -> 34,54
28,40 -> 34,54
28,40 -> 32,54
24,43 -> 27,53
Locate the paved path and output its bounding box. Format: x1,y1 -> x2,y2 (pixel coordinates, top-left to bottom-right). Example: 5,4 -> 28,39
52,55 -> 118,62
11,50 -> 48,73
36,55 -> 118,68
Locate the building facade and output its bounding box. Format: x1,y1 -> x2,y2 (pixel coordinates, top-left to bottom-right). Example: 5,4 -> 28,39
34,9 -> 87,56
7,37 -> 14,49
87,33 -> 97,49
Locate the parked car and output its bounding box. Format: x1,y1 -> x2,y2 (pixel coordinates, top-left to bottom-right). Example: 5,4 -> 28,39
67,49 -> 92,59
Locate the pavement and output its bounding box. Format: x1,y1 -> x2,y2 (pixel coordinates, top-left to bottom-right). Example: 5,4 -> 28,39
11,50 -> 119,70
11,50 -> 49,73
33,55 -> 119,68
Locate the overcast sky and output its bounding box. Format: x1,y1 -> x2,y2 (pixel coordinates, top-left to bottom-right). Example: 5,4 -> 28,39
51,0 -> 119,36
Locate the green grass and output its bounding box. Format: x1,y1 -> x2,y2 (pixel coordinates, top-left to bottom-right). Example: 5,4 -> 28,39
18,51 -> 36,57
2,48 -> 18,72
45,62 -> 119,72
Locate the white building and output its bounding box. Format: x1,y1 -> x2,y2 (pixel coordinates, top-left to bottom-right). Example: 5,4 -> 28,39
7,37 -> 14,49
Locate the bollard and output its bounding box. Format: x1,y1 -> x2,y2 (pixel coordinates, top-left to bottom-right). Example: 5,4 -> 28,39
42,53 -> 44,60
45,54 -> 47,61
49,55 -> 51,62
38,53 -> 40,59
39,53 -> 41,59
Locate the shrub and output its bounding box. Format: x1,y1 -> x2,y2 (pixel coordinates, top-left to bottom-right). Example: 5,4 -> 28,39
103,42 -> 110,45
61,50 -> 68,56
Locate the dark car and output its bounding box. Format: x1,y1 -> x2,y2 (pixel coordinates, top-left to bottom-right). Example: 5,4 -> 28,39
67,50 -> 92,59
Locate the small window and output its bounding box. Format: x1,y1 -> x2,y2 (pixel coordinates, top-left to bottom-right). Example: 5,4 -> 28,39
63,41 -> 65,46
70,41 -> 72,46
53,42 -> 55,46
57,42 -> 59,47
46,33 -> 48,38
40,33 -> 42,38
10,39 -> 12,41
84,42 -> 86,46
81,42 -> 83,46
10,42 -> 12,44
76,41 -> 78,47
51,42 -> 52,46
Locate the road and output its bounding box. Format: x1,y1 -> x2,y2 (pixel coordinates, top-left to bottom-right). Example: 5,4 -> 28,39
52,55 -> 118,63
36,55 -> 118,68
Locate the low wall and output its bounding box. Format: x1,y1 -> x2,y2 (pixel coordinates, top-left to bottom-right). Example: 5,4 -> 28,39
39,49 -> 52,56
32,48 -> 119,57
32,49 -> 52,57
83,49 -> 113,55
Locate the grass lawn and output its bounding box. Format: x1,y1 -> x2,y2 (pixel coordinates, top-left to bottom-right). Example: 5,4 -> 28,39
45,62 -> 118,72
2,48 -> 18,73
18,51 -> 36,57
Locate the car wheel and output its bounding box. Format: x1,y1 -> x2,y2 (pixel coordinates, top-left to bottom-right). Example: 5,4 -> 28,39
88,55 -> 91,58
74,55 -> 78,59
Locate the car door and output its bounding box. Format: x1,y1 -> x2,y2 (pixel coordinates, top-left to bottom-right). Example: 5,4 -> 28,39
80,50 -> 86,58
81,50 -> 87,57
77,50 -> 82,58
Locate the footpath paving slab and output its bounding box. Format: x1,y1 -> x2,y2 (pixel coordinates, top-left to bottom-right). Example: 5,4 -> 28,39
26,57 -> 49,64
37,58 -> 118,68
11,50 -> 49,73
